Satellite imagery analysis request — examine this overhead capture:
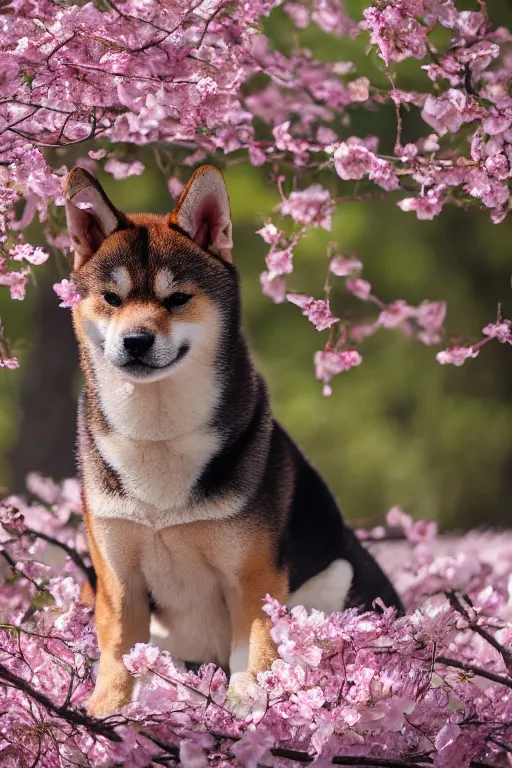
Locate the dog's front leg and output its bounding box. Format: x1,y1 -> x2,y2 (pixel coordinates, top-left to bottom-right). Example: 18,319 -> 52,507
86,518 -> 150,717
226,546 -> 288,705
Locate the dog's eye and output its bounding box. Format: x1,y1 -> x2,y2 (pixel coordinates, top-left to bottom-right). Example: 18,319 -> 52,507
163,293 -> 192,310
104,292 -> 122,307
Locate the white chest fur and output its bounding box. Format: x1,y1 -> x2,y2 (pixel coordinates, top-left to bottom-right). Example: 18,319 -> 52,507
84,344 -> 250,528
88,428 -> 246,528
142,528 -> 232,666
95,430 -> 219,510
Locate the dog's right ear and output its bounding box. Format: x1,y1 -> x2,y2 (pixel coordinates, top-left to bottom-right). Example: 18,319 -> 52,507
64,168 -> 130,270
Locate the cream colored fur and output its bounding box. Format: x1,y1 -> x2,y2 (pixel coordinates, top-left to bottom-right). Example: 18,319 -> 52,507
148,557 -> 354,670
111,266 -> 133,299
154,268 -> 175,300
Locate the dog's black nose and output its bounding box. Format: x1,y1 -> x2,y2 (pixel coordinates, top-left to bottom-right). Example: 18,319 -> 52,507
123,332 -> 155,359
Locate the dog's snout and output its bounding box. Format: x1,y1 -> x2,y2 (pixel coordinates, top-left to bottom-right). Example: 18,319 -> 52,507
123,332 -> 155,359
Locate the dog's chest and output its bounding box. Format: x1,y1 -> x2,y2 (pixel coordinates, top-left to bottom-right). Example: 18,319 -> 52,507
93,429 -> 223,527
141,528 -> 232,666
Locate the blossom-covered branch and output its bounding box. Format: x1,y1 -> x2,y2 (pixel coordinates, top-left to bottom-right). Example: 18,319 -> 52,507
2,478 -> 512,766
0,2 -> 511,361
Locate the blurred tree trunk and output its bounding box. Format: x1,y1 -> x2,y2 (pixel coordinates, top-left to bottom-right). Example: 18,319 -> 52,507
9,276 -> 79,491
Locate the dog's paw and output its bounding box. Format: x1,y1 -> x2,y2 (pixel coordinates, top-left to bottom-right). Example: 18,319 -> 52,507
86,680 -> 132,717
226,671 -> 267,719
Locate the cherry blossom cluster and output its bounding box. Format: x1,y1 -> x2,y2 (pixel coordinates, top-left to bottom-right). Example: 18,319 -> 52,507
2,477 -> 512,767
0,243 -> 49,368
0,0 -> 511,382
259,174 -> 511,393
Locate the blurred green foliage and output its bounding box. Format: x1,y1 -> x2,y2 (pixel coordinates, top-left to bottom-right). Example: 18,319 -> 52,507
1,0 -> 512,529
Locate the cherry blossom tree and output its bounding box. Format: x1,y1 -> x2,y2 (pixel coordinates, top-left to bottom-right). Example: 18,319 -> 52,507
0,0 -> 511,388
1,0 -> 512,764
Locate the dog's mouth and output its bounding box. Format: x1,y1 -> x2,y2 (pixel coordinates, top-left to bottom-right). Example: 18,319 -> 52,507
121,343 -> 190,374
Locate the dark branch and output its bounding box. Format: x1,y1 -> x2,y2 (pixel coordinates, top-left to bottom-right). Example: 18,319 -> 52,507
436,655 -> 512,689
0,663 -> 121,742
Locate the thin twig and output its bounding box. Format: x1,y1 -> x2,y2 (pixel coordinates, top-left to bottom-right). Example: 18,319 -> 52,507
22,527 -> 95,586
0,663 -> 122,742
436,655 -> 512,689
446,591 -> 512,674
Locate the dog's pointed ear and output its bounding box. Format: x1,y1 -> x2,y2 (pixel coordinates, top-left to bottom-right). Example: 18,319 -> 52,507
64,168 -> 130,270
169,166 -> 233,264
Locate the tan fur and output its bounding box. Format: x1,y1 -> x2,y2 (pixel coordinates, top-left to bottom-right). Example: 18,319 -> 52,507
84,513 -> 150,716
84,514 -> 287,713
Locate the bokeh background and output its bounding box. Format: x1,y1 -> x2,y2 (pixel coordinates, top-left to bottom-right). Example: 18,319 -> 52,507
1,0 -> 511,532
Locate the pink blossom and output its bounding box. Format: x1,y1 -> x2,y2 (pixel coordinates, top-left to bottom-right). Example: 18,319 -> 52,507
482,321 -> 512,344
334,142 -> 375,180
415,300 -> 446,345
435,723 -> 461,760
3,475 -> 512,763
26,473 -> 62,505
482,114 -> 511,136
348,76 -> 370,102
104,159 -> 145,180
316,126 -> 338,145
436,345 -> 479,366
378,300 -> 416,328
53,279 -> 82,309
260,271 -> 286,304
266,247 -> 294,279
484,153 -> 510,180
346,278 -> 372,300
9,244 -> 49,265
314,348 -> 362,395
257,223 -> 282,247
284,2 -> 310,29
123,643 -> 160,675
0,268 -> 29,300
369,158 -> 400,191
0,356 -> 19,369
350,322 -> 379,342
168,177 -> 185,198
279,185 -> 333,230
361,4 -> 428,66
329,254 -> 363,276
398,190 -> 445,220
334,142 -> 398,190
249,145 -> 267,166
415,301 -> 446,333
312,0 -> 358,37
287,294 -> 340,331
421,90 -> 474,136
386,505 -> 438,542
273,121 -> 293,152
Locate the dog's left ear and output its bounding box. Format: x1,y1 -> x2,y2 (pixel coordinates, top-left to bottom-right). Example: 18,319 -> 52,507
64,168 -> 130,270
169,165 -> 233,264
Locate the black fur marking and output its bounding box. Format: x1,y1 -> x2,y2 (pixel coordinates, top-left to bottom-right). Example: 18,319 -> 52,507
340,528 -> 404,614
194,379 -> 267,499
276,428 -> 404,613
135,226 -> 149,269
279,432 -> 351,593
78,392 -> 125,496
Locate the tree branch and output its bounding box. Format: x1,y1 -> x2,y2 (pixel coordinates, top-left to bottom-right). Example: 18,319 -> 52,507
435,655 -> 512,689
0,663 -> 121,742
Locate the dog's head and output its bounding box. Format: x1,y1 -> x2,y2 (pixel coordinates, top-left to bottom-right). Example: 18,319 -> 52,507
65,165 -> 238,383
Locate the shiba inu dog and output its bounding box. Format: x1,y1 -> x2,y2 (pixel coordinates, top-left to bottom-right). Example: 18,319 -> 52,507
64,164 -> 402,717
